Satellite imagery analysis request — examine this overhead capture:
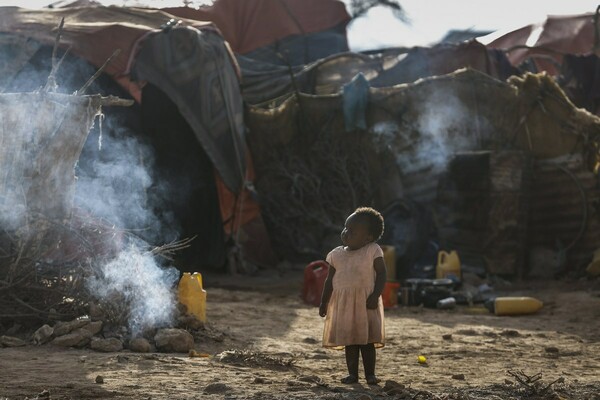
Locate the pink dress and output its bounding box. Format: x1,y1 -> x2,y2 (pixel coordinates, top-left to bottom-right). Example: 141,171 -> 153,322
323,242 -> 385,349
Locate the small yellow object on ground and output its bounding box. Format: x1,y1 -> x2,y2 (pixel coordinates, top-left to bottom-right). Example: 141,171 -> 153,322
418,355 -> 427,364
189,349 -> 210,358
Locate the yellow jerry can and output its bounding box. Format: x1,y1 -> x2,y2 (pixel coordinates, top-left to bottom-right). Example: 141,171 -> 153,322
436,250 -> 461,281
492,297 -> 543,316
178,272 -> 207,322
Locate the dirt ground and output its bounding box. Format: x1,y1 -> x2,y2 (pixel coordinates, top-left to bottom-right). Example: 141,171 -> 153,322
1,272 -> 600,400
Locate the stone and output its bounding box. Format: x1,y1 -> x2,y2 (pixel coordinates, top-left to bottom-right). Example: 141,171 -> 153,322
51,329 -> 92,348
33,325 -> 54,345
128,337 -> 151,353
204,383 -> 230,394
0,335 -> 27,347
53,318 -> 90,337
81,321 -> 103,336
89,303 -> 106,322
442,334 -> 453,340
154,328 -> 194,353
452,374 -> 466,380
90,338 -> 123,353
95,375 -> 104,384
298,375 -> 320,383
383,380 -> 406,395
253,377 -> 267,384
545,346 -> 559,353
302,337 -> 319,344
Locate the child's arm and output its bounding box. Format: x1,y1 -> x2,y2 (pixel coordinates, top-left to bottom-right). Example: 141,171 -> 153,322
366,256 -> 387,309
319,265 -> 336,317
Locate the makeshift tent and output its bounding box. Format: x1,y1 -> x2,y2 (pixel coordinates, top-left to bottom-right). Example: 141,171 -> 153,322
0,5 -> 276,269
238,40 -> 518,106
483,11 -> 598,76
246,67 -> 600,275
164,0 -> 351,65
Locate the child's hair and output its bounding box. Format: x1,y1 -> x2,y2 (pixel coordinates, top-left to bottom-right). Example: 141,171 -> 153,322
353,207 -> 384,241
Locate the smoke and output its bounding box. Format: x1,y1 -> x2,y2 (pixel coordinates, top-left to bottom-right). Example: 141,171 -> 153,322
397,89 -> 486,174
74,120 -> 178,244
75,110 -> 182,334
0,38 -> 182,334
86,244 -> 180,334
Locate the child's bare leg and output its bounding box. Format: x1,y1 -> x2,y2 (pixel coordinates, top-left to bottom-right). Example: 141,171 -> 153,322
342,345 -> 359,383
360,343 -> 379,384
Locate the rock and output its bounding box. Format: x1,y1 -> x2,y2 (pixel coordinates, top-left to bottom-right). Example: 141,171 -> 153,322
33,325 -> 54,345
545,346 -> 559,353
302,337 -> 319,344
204,383 -> 230,394
81,321 -> 103,336
37,389 -> 50,398
53,318 -> 90,337
51,329 -> 92,348
91,338 -> 123,352
253,377 -> 267,384
95,375 -> 104,384
383,380 -> 406,395
298,375 -> 320,383
89,303 -> 106,322
500,329 -> 521,337
0,336 -> 27,347
128,337 -> 151,353
452,374 -> 466,380
154,328 -> 194,353
117,355 -> 130,363
442,334 -> 453,340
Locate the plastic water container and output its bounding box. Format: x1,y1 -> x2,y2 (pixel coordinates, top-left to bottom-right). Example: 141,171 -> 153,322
382,281 -> 400,309
178,272 -> 207,322
380,245 -> 396,281
436,250 -> 461,281
302,261 -> 329,307
488,296 -> 543,316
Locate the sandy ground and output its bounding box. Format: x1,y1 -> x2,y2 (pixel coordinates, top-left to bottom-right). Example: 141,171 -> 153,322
1,273 -> 600,400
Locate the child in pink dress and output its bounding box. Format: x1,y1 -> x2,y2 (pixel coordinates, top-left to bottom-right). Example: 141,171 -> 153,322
319,207 -> 387,385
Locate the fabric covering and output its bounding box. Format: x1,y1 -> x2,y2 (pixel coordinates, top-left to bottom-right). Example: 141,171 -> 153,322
484,12 -> 597,75
163,0 -> 350,55
323,242 -> 385,349
132,27 -> 246,192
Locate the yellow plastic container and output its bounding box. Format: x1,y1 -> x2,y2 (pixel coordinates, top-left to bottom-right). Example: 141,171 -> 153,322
178,272 -> 207,322
380,245 -> 396,281
493,297 -> 543,316
436,250 -> 461,280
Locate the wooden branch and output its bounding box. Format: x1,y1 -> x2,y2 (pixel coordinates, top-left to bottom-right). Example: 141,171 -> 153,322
44,18 -> 65,92
98,95 -> 135,107
77,49 -> 121,95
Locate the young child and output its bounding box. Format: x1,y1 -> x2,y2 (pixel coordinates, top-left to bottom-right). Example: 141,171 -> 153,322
319,207 -> 387,385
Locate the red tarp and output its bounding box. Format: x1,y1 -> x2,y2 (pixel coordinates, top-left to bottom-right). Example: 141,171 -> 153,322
485,13 -> 596,75
163,0 -> 350,54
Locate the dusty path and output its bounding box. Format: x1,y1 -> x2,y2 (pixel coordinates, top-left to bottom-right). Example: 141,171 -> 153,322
1,275 -> 600,399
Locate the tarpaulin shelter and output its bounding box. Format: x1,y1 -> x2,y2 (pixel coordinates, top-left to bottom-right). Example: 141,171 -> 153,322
0,5 -> 276,269
246,66 -> 600,276
164,0 -> 351,66
482,12 -> 597,76
481,10 -> 600,118
238,40 -> 518,106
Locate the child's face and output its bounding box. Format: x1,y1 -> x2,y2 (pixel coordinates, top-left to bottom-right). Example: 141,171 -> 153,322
341,213 -> 373,250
